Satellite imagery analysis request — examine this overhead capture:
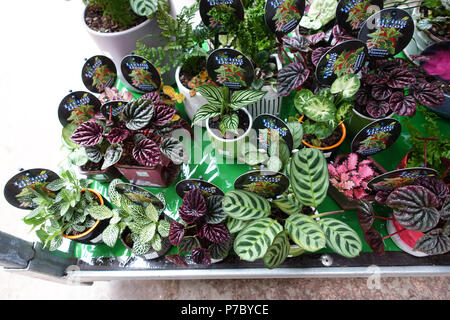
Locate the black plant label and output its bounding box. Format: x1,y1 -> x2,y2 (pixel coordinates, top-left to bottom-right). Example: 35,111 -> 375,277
115,183 -> 164,209
264,0 -> 305,37
351,119 -> 401,156
120,55 -> 161,93
101,100 -> 127,122
252,114 -> 294,152
234,170 -> 290,198
316,40 -> 368,85
336,0 -> 383,36
358,8 -> 414,59
175,179 -> 224,199
82,55 -> 117,94
58,91 -> 102,127
206,48 -> 255,90
4,169 -> 60,210
199,0 -> 245,31
368,168 -> 438,191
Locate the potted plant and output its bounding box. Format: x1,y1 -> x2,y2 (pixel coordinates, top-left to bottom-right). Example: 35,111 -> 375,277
166,189 -> 232,266
192,85 -> 267,159
293,74 -> 360,158
12,170 -> 114,250
82,0 -> 176,76
358,174 -> 450,257
70,94 -> 189,187
100,179 -> 172,259
349,57 -> 445,135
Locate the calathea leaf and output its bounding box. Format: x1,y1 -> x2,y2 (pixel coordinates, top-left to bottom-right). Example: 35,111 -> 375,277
200,223 -> 231,244
317,218 -> 362,258
153,105 -> 176,126
363,227 -> 385,255
290,148 -> 329,208
195,85 -> 223,106
84,146 -> 103,163
230,90 -> 267,110
263,230 -> 290,269
414,229 -> 450,255
160,137 -> 187,165
205,195 -> 227,224
178,189 -> 207,224
105,127 -> 130,144
234,218 -> 283,262
285,213 -> 326,252
122,99 -> 154,130
389,91 -> 417,117
413,82 -> 445,107
191,247 -> 212,265
272,193 -> 303,215
226,217 -> 251,234
277,62 -> 310,97
101,143 -> 123,170
386,185 -> 440,232
222,189 -> 271,221
169,219 -> 185,245
220,113 -> 239,135
71,119 -> 104,146
192,104 -> 221,125
132,138 -> 162,167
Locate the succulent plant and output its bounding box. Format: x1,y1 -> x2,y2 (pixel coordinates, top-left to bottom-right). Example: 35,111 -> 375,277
328,153 -> 378,200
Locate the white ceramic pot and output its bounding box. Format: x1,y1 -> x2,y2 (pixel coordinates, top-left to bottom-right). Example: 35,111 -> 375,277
245,54 -> 283,118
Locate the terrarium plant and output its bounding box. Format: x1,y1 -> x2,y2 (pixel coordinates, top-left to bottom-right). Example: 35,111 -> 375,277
166,189 -> 232,266
14,170 -> 113,251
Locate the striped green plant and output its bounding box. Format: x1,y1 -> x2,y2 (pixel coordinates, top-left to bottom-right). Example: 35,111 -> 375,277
290,148 -> 329,208
285,213 -> 326,252
130,0 -> 158,17
272,193 -> 303,215
226,217 -> 252,234
263,230 -> 290,269
317,218 -> 362,258
222,190 -> 271,221
234,218 -> 283,262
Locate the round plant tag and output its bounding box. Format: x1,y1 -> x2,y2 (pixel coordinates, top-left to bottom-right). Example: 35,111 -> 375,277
264,0 -> 305,37
234,170 -> 290,198
252,114 -> 294,152
199,0 -> 245,31
336,0 -> 383,36
316,40 -> 368,86
175,179 -> 224,199
115,183 -> 164,209
101,100 -> 128,122
358,8 -> 414,59
367,167 -> 438,191
58,91 -> 102,127
351,119 -> 401,156
81,55 -> 117,93
4,169 -> 60,210
207,48 -> 255,90
120,55 -> 161,93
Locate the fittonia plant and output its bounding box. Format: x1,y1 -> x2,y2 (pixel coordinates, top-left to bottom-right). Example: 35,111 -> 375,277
224,148 -> 362,269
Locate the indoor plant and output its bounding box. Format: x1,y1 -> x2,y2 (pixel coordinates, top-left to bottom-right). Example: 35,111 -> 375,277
192,85 -> 267,159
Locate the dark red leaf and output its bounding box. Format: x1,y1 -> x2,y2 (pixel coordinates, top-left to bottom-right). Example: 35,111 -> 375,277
357,201 -> 375,231
132,138 -> 162,167
153,105 -> 176,126
191,247 -> 212,265
364,228 -> 385,255
71,119 -> 104,146
375,191 -> 391,205
276,62 -> 310,97
355,85 -> 371,105
387,68 -> 416,89
389,91 -> 417,117
367,100 -> 390,119
371,85 -> 392,101
165,254 -> 188,267
105,127 -> 130,144
413,82 -> 445,107
199,223 -> 231,244
141,91 -> 163,106
306,31 -> 326,44
376,58 -> 409,74
414,176 -> 449,205
178,189 -> 207,224
331,25 -> 354,45
169,220 -> 185,245
311,47 -> 331,67
363,73 -> 388,85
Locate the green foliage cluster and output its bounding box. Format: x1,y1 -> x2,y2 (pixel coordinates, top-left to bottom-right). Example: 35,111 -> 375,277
84,0 -> 140,29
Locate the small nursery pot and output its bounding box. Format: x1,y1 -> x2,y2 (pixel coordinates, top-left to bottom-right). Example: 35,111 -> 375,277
206,108 -> 253,160
298,116 -> 347,159
347,108 -> 394,137
62,188 -> 109,245
386,217 -> 428,257
78,165 -> 121,183
120,227 -> 172,260
424,93 -> 450,120
245,54 -> 283,118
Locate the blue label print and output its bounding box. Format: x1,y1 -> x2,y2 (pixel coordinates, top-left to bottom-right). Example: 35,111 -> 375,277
63,95 -> 91,112
207,0 -> 234,5
215,56 -> 244,66
13,172 -> 49,189
262,118 -> 288,137
323,53 -> 338,79
126,62 -> 149,70
366,124 -> 395,136
375,17 -> 408,29
340,0 -> 363,13
270,0 -> 286,8
84,58 -> 103,79
249,175 -> 281,183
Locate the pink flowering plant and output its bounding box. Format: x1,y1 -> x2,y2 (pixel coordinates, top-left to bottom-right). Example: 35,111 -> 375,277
328,153 -> 378,200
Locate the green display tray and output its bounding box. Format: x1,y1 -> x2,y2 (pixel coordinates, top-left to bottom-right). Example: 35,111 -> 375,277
73,55 -> 449,260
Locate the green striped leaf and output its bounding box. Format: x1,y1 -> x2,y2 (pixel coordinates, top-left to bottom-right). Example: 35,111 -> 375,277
318,218 -> 362,258
226,217 -> 251,234
234,218 -> 283,262
230,89 -> 267,110
285,213 -> 326,252
130,0 -> 158,16
290,148 -> 329,208
195,85 -> 224,106
192,104 -> 221,125
222,190 -> 271,221
272,193 -> 303,215
263,230 -> 290,269
221,113 -> 239,134
286,121 -> 304,149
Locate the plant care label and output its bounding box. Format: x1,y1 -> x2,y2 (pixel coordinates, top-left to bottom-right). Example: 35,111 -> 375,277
358,8 -> 414,59
115,183 -> 164,210
351,118 -> 401,156
101,100 -> 128,122
4,169 -> 60,210
252,114 -> 294,152
175,179 -> 224,199
199,0 -> 245,31
82,55 -> 117,94
58,91 -> 101,127
367,167 -> 438,191
264,0 -> 305,37
316,40 -> 368,85
336,0 -> 383,36
234,170 -> 289,198
120,55 -> 161,93
207,48 -> 255,90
